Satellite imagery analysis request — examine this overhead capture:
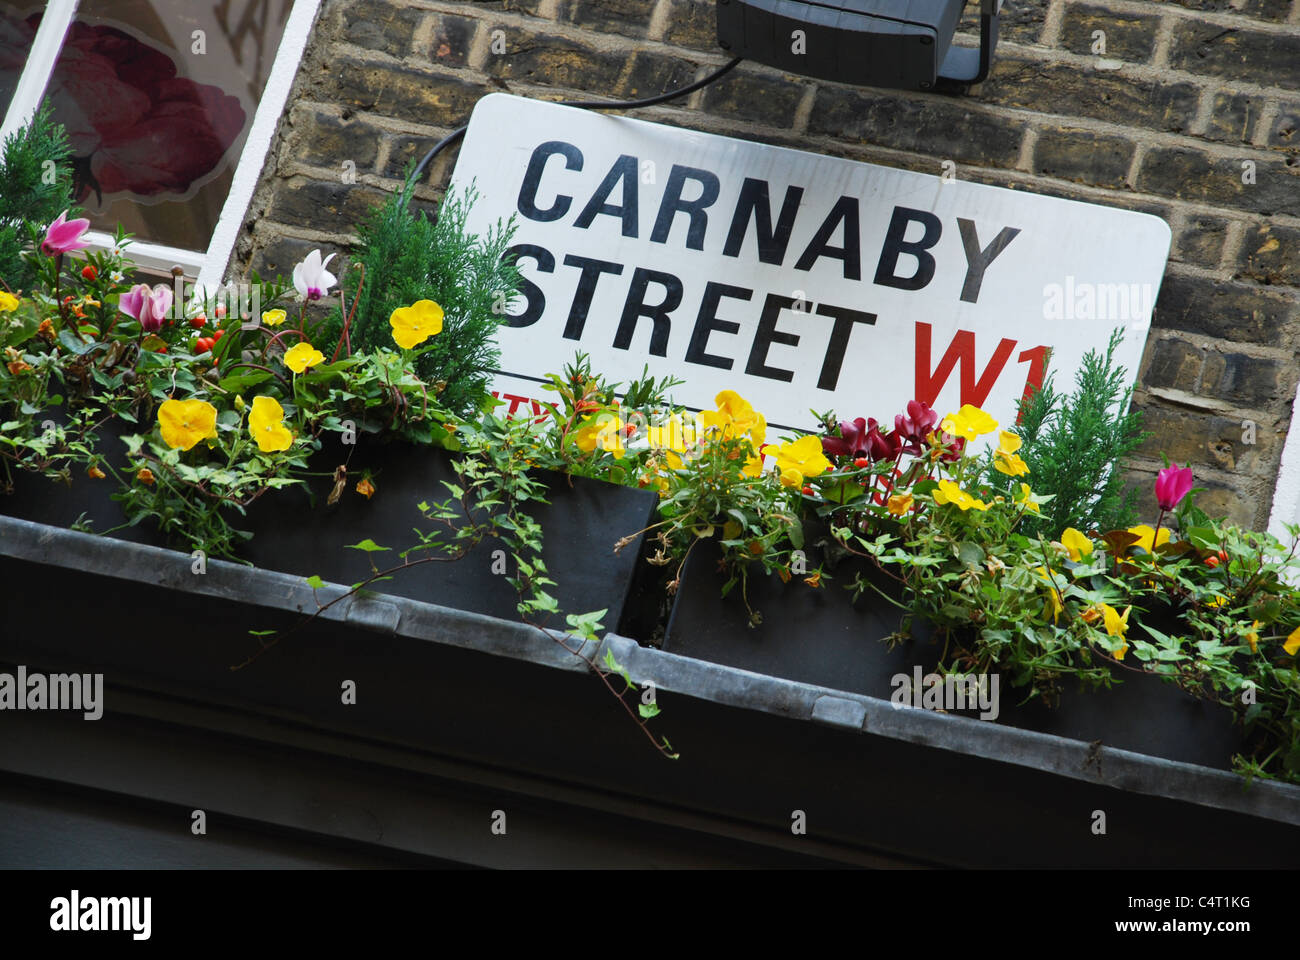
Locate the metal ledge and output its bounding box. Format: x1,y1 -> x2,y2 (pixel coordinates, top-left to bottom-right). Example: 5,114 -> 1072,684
3,514 -> 1299,834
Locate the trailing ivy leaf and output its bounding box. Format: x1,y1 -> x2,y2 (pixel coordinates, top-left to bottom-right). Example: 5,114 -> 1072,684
346,538 -> 389,552
305,575 -> 326,589
638,701 -> 661,719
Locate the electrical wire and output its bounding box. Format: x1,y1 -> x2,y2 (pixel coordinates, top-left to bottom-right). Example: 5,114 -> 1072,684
409,57 -> 745,188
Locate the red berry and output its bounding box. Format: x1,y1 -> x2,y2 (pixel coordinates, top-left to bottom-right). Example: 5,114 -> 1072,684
1218,549 -> 1228,562
213,328 -> 224,342
215,305 -> 226,318
81,264 -> 98,281
801,485 -> 814,496
853,457 -> 870,468
189,315 -> 206,329
196,338 -> 212,353
1205,555 -> 1220,568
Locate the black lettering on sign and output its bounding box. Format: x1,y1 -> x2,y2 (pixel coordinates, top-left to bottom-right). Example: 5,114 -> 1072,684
561,254 -> 624,340
650,164 -> 720,251
794,196 -> 861,280
814,303 -> 876,391
745,293 -> 802,383
503,243 -> 555,328
723,178 -> 805,265
613,267 -> 683,357
686,282 -> 753,370
575,154 -> 640,237
957,218 -> 1020,304
874,206 -> 942,291
517,141 -> 583,222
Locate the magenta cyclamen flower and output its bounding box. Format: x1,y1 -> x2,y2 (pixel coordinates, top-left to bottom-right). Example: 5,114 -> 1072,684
895,400 -> 940,445
822,417 -> 869,459
41,209 -> 91,256
1155,462 -> 1194,511
118,283 -> 173,333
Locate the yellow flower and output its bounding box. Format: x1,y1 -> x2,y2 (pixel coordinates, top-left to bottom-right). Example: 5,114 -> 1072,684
248,395 -> 293,452
261,309 -> 287,327
940,404 -> 998,442
1102,603 -> 1131,659
86,465 -> 105,480
1128,524 -> 1171,554
1246,620 -> 1260,654
356,477 -> 375,499
771,435 -> 831,488
887,492 -> 913,516
1013,482 -> 1039,514
1285,626 -> 1300,656
157,398 -> 218,451
574,413 -> 626,459
1060,527 -> 1093,562
136,467 -> 155,485
932,478 -> 990,511
0,291 -> 18,312
1206,595 -> 1228,609
1042,582 -> 1063,625
234,394 -> 246,413
389,299 -> 444,349
701,390 -> 766,446
283,341 -> 325,374
994,450 -> 1029,477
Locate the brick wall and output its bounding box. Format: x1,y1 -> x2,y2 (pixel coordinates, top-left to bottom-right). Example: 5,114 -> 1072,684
233,0 -> 1300,528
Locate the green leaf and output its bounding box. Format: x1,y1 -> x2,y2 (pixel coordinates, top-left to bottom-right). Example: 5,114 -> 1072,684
346,538 -> 389,552
638,701 -> 661,719
248,629 -> 277,637
305,574 -> 326,589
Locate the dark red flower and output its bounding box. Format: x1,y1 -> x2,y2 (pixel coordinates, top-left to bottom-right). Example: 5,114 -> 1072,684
894,399 -> 940,454
822,417 -> 869,459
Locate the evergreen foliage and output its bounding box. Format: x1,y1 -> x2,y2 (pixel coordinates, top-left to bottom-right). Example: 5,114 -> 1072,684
0,103 -> 77,291
320,169 -> 519,417
984,327 -> 1149,535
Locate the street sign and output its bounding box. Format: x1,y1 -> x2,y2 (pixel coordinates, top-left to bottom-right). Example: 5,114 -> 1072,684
449,93 -> 1171,434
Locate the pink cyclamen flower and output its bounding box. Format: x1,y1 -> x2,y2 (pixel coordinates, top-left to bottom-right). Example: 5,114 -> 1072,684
119,283 -> 173,333
41,209 -> 91,256
1155,462 -> 1194,511
292,250 -> 337,301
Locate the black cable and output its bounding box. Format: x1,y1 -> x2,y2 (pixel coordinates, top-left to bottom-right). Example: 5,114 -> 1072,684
409,57 -> 744,188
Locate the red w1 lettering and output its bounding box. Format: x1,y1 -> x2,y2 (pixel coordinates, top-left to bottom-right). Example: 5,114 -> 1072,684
914,322 -> 1047,423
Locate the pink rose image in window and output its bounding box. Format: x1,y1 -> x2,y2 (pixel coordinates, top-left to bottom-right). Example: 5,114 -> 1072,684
40,18 -> 246,204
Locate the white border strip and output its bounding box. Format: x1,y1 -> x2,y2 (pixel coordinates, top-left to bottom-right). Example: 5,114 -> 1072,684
195,0 -> 324,293
84,230 -> 205,278
1268,379 -> 1300,545
0,0 -> 79,142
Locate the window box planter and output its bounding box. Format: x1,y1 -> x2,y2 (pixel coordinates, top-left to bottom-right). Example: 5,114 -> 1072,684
2,514 -> 1298,867
0,421 -> 659,629
665,533 -> 1249,771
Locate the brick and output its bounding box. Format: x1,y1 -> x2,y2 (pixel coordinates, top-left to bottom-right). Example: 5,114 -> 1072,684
699,68 -> 809,126
382,132 -> 443,181
958,0 -> 1049,45
248,233 -> 337,285
287,109 -> 381,172
1173,214 -> 1228,269
1147,0 -> 1294,23
1201,91 -> 1259,144
1129,472 -> 1257,529
267,176 -> 390,236
618,50 -> 701,100
561,0 -> 658,39
1144,337 -> 1205,392
1267,103 -> 1300,148
1167,20 -> 1300,90
340,0 -> 425,58
1200,350 -> 1284,407
469,0 -> 563,19
1136,147 -> 1300,216
333,59 -> 484,126
427,13 -> 478,68
970,172 -> 1170,220
1238,223 -> 1300,285
1059,4 -> 1160,63
1152,273 -> 1299,346
482,25 -> 628,90
977,56 -> 1200,134
808,87 -> 1024,166
1133,404 -> 1278,476
661,0 -> 719,51
1032,125 -> 1135,187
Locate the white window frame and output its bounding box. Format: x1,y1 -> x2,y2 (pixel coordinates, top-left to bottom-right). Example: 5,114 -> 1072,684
0,0 -> 322,292
1268,386 -> 1300,548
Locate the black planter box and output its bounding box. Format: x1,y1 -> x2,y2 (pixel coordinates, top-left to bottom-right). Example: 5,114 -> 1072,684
0,422 -> 658,631
2,516 -> 1298,867
665,534 -> 1247,771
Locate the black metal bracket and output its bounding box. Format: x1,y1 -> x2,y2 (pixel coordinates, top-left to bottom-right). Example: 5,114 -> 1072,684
936,0 -> 1002,87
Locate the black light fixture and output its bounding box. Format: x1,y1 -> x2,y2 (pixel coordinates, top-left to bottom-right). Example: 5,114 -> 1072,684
715,0 -> 1002,91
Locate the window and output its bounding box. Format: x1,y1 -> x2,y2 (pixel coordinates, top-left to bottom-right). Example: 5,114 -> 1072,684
0,0 -> 321,288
